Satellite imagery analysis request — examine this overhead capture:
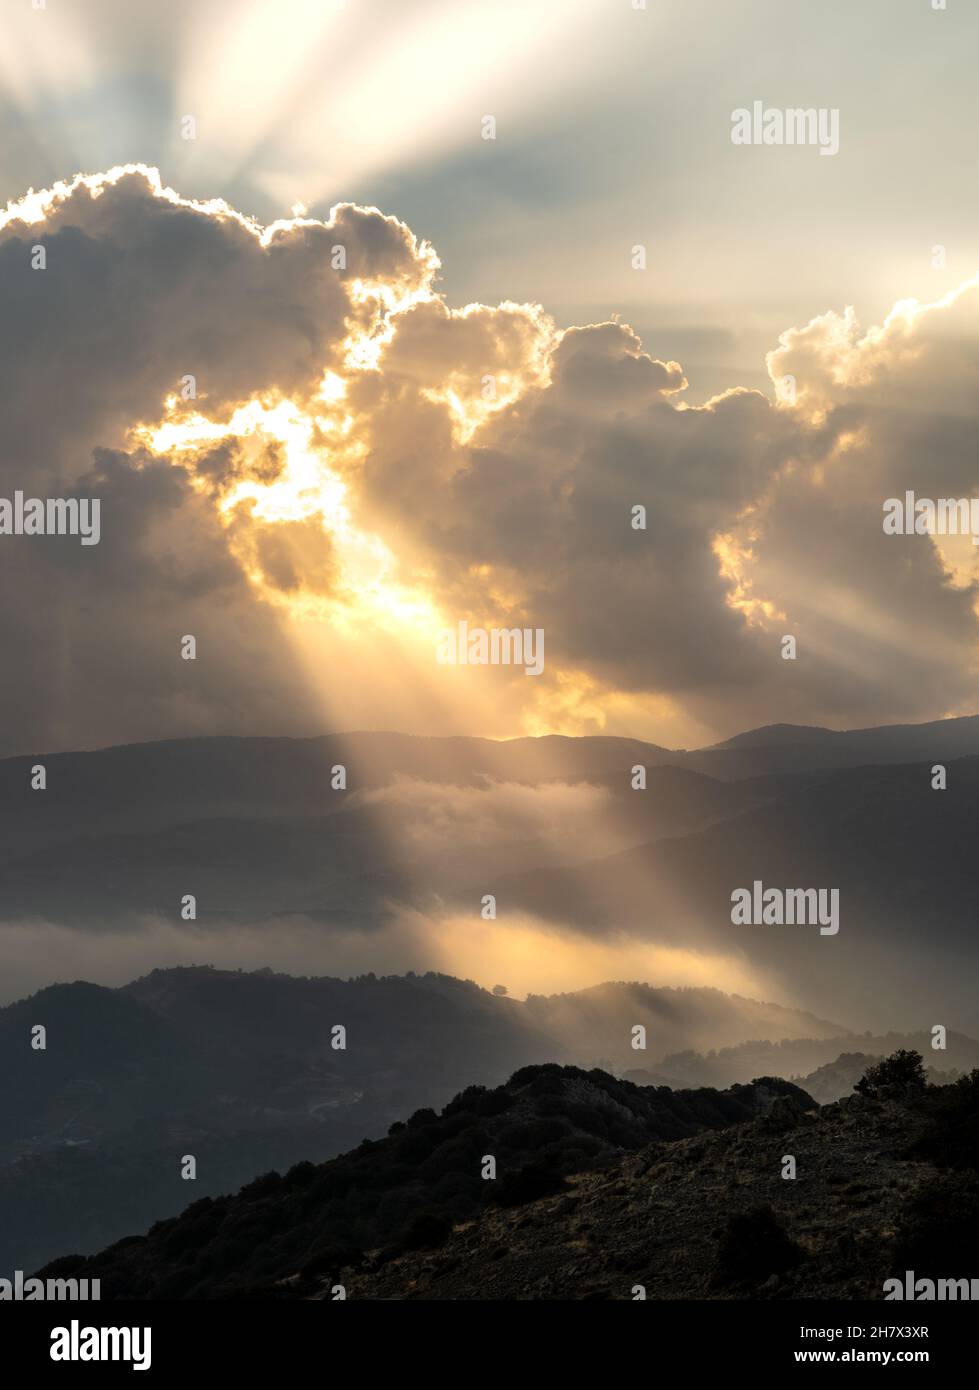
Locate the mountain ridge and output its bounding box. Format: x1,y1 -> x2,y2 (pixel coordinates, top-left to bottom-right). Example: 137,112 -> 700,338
38,1059 -> 979,1302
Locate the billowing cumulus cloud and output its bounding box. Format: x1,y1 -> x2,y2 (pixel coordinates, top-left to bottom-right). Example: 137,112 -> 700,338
0,166 -> 436,753
350,263 -> 979,738
357,322 -> 788,695
1,164 -> 977,756
739,282 -> 979,727
0,167 -> 436,475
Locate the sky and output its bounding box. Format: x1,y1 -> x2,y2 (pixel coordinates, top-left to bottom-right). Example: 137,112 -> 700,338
1,0 -> 979,755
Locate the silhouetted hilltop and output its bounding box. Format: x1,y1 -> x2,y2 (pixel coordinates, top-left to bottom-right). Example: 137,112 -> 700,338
39,1064 -> 816,1298
324,1065 -> 979,1299
43,1059 -> 979,1301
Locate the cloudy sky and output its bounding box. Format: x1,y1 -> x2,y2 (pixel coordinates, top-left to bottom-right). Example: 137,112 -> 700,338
1,0 -> 978,755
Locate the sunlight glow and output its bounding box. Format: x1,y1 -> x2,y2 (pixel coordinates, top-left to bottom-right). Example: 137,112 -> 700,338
185,0 -> 620,206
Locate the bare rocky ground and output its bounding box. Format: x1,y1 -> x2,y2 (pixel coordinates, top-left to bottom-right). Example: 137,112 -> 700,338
314,1095 -> 952,1300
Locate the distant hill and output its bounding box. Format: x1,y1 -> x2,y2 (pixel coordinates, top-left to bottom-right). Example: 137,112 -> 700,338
649,1033 -> 979,1095
684,714 -> 979,779
795,1052 -> 963,1105
521,982 -> 842,1072
706,723 -> 843,750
